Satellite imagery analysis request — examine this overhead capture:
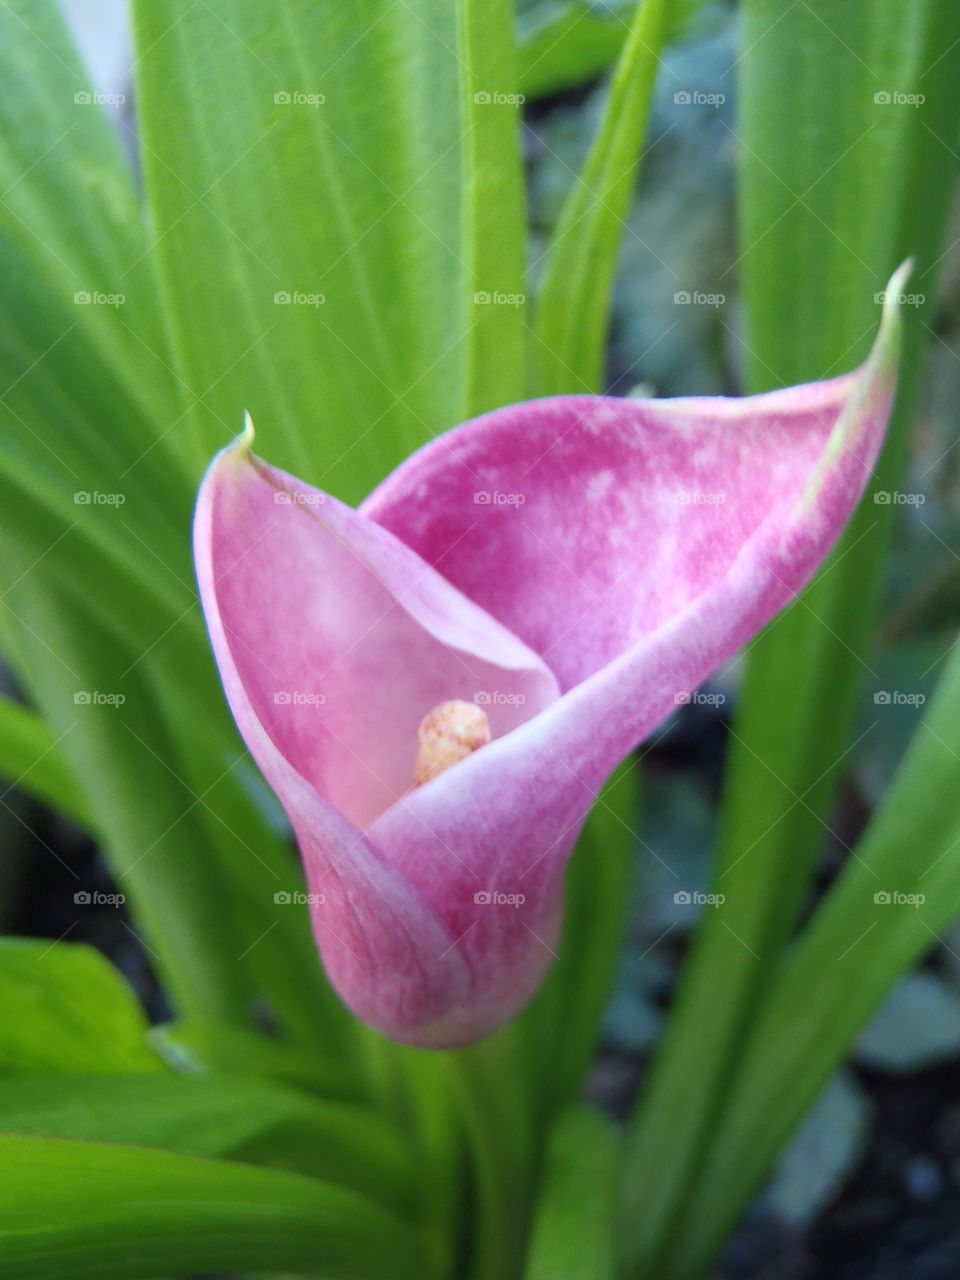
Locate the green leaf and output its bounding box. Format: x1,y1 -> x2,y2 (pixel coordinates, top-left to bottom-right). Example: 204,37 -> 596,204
534,0 -> 673,394
0,1074 -> 412,1210
526,1105 -> 621,1280
453,1033 -> 537,1280
518,0 -> 711,100
657,639 -> 960,1279
0,940 -> 161,1074
621,3 -> 960,1272
457,0 -> 529,416
714,0 -> 960,970
0,2 -> 194,694
0,697 -> 90,826
152,1019 -> 366,1100
0,0 -> 180,429
0,1135 -> 433,1280
132,0 -> 467,495
519,1 -> 637,100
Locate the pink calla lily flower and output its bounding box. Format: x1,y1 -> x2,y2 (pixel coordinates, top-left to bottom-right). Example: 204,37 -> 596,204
194,272 -> 906,1048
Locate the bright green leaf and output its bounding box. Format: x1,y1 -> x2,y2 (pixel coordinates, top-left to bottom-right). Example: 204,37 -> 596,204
526,1105 -> 621,1280
659,639 -> 960,1278
457,0 -> 529,415
621,5 -> 960,1272
0,939 -> 161,1074
0,1073 -> 412,1210
0,1135 -> 433,1280
132,0 -> 467,494
534,0 -> 673,394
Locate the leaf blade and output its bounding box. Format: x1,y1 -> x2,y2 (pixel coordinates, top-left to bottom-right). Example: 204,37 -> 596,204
456,0 -> 529,416
132,0 -> 468,494
0,1135 -> 433,1280
0,698 -> 90,826
0,940 -> 161,1075
534,0 -> 673,394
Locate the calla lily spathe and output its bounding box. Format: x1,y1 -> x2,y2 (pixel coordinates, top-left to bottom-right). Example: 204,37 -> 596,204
194,273 -> 906,1048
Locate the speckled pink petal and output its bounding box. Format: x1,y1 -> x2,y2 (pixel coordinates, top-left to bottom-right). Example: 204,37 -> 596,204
193,433 -> 558,1040
364,315 -> 897,695
360,275 -> 905,1044
197,436 -> 559,829
196,271 -> 905,1047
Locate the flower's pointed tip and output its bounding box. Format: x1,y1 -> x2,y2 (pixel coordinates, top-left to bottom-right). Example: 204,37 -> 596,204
195,417 -> 260,558
876,258 -> 914,355
206,414 -> 257,484
888,256 -> 914,297
238,410 -> 256,453
798,261 -> 909,516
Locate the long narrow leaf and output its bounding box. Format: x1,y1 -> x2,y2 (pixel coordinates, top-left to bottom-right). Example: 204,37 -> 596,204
0,697 -> 90,826
0,0 -> 180,429
0,1073 -> 412,1209
457,0 -> 529,415
621,5 -> 960,1272
663,639 -> 960,1279
0,1135 -> 432,1280
526,1105 -> 621,1280
132,0 -> 466,492
534,0 -> 673,394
